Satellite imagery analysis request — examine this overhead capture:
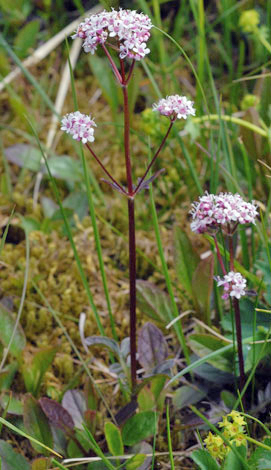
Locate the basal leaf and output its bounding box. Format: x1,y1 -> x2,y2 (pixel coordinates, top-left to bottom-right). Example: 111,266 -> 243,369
23,395 -> 53,455
84,336 -> 120,358
39,397 -> 74,431
173,227 -> 199,296
0,302 -> 26,357
126,454 -> 146,470
62,390 -> 86,430
136,280 -> 172,324
0,440 -> 30,470
137,322 -> 168,372
22,347 -> 58,397
191,449 -> 220,470
172,385 -> 206,410
192,254 -> 214,321
104,422 -> 124,457
189,334 -> 232,372
122,411 -> 156,446
14,20 -> 40,58
4,144 -> 42,172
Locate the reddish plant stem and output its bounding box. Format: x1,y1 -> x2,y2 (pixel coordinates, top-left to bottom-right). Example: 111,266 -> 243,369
120,58 -> 137,395
233,297 -> 246,393
101,43 -> 123,83
228,231 -> 246,395
85,143 -> 127,195
134,121 -> 174,195
213,235 -> 227,275
128,198 -> 137,394
126,59 -> 136,84
228,234 -> 234,271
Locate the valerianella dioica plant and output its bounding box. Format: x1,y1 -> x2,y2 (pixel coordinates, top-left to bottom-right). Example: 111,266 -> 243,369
190,192 -> 258,394
61,8 -> 195,397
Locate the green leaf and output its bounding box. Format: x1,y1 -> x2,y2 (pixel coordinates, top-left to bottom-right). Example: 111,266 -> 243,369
88,55 -> 120,114
0,362 -> 17,391
14,20 -> 40,59
136,280 -> 173,324
0,440 -> 30,470
223,445 -> 247,470
31,458 -> 49,470
126,454 -> 146,470
249,438 -> 271,469
84,336 -> 120,358
0,302 -> 26,357
191,449 -> 220,470
221,298 -> 271,338
172,385 -> 206,410
192,254 -> 214,320
221,390 -> 236,409
46,156 -> 83,182
189,334 -> 232,372
122,411 -> 156,446
22,347 -> 58,396
63,191 -> 88,221
4,144 -> 42,172
23,395 -> 53,455
104,422 -> 124,457
173,227 -> 199,296
0,394 -> 23,415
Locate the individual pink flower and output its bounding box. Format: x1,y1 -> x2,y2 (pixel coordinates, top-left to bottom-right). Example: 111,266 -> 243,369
61,111 -> 96,144
216,271 -> 247,300
152,95 -> 196,120
190,192 -> 258,234
72,8 -> 152,61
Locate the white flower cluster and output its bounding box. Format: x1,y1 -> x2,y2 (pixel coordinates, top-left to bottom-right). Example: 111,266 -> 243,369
73,8 -> 152,61
190,192 -> 258,234
153,95 -> 196,120
216,271 -> 247,300
61,111 -> 96,144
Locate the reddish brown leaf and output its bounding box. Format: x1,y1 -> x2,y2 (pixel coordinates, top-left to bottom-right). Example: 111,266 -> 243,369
39,397 -> 74,430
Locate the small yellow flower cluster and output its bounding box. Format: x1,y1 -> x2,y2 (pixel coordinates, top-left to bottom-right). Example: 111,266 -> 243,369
204,411 -> 247,461
239,9 -> 260,34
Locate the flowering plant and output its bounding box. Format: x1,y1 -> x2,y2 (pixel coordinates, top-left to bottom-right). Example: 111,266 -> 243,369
61,8 -> 195,395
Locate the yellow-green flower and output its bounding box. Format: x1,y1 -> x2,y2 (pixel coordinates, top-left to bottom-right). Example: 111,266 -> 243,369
239,9 -> 260,33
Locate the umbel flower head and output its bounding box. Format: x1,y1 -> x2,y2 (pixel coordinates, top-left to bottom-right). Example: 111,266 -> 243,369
73,8 -> 153,60
153,95 -> 196,121
216,271 -> 247,300
61,111 -> 96,144
190,192 -> 258,234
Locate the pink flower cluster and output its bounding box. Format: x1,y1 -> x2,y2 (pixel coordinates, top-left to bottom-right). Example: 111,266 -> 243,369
216,271 -> 247,300
190,192 -> 258,234
153,95 -> 196,120
61,111 -> 96,144
73,9 -> 152,61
